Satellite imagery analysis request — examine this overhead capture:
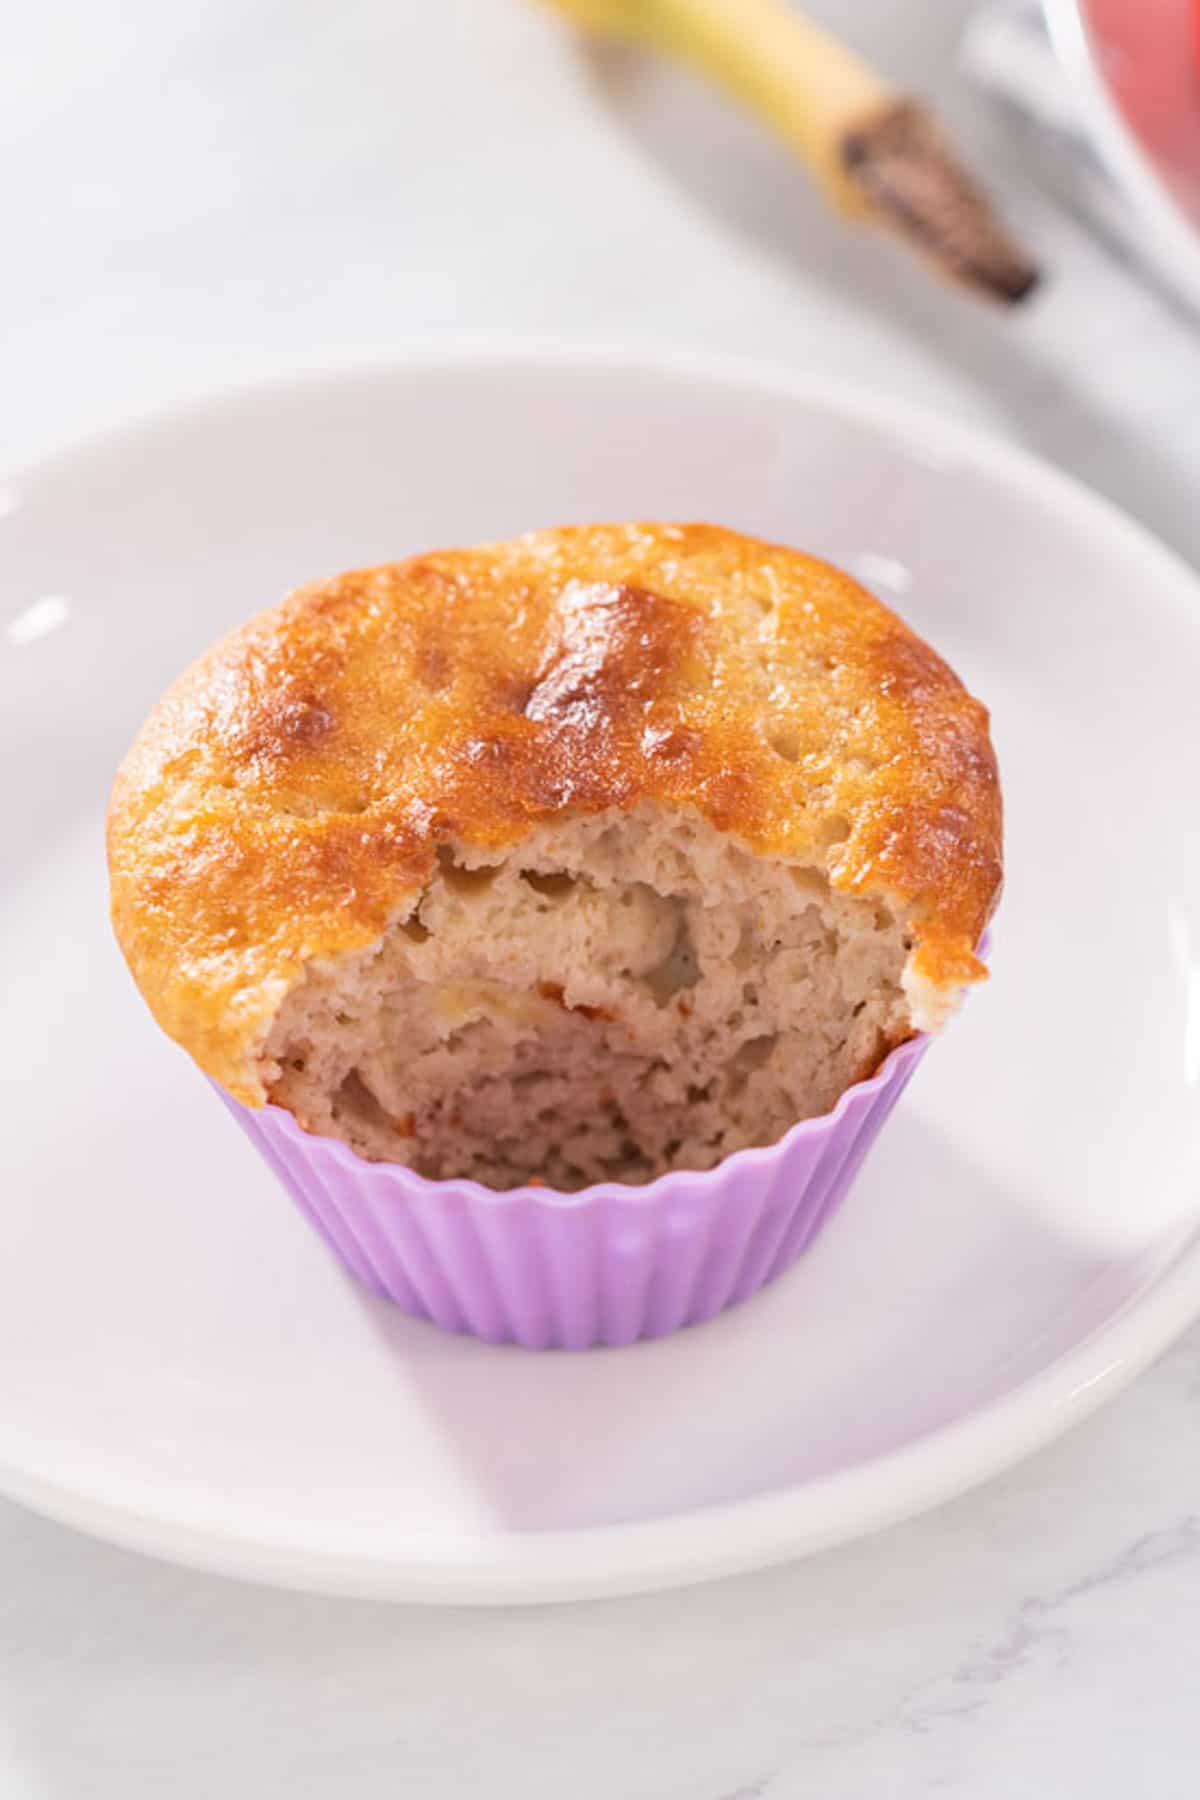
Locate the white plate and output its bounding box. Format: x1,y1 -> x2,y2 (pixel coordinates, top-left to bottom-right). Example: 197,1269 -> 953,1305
3,345 -> 1200,1604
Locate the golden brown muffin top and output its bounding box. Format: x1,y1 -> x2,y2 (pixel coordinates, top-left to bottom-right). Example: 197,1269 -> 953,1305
108,524 -> 1001,1101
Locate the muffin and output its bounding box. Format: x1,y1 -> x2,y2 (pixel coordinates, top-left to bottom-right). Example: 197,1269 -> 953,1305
108,523 -> 1000,1345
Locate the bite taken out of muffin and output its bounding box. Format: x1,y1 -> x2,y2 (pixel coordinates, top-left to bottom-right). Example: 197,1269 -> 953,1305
109,523 -> 1000,1196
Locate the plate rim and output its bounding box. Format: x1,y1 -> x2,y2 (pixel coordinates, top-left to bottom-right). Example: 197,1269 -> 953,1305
5,337 -> 1200,1604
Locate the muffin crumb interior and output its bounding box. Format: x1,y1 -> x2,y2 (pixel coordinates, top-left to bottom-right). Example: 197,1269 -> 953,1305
265,803 -> 912,1189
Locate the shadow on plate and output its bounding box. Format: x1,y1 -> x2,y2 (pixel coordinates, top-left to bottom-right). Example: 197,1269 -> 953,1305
348,1108 -> 1149,1534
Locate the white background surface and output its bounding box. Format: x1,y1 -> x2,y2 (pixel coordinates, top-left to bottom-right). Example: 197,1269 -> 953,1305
4,1 -> 1200,1794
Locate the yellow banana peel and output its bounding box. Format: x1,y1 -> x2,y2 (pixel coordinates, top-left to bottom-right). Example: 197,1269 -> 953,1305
538,0 -> 1039,301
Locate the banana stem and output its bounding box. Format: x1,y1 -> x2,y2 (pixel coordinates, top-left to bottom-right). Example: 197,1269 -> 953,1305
543,0 -> 1040,302
631,0 -> 888,209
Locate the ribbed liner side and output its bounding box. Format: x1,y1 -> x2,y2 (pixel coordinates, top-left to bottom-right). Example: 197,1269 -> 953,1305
213,1034 -> 929,1350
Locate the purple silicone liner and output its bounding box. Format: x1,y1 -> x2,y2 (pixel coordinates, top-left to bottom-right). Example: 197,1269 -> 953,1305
218,1031 -> 929,1350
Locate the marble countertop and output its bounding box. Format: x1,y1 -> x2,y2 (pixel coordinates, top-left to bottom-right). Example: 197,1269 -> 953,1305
4,1 -> 1200,1793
